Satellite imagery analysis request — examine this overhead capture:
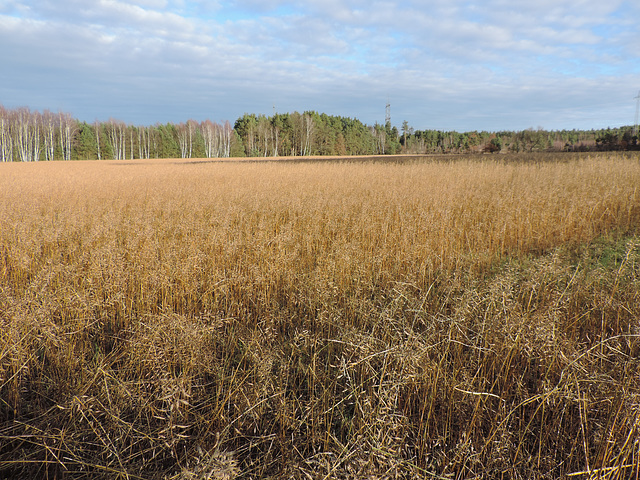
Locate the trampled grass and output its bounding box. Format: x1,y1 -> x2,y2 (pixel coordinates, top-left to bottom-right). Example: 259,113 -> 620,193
1,153 -> 639,478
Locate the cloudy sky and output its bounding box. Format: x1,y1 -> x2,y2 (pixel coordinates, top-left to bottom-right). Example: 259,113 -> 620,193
1,0 -> 639,131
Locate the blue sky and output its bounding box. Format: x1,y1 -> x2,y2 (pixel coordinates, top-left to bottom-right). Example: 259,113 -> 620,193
1,0 -> 639,131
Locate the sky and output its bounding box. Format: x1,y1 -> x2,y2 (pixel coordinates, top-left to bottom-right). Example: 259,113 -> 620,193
1,0 -> 639,132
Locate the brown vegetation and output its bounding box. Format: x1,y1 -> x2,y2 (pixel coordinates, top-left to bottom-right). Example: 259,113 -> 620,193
1,153 -> 639,479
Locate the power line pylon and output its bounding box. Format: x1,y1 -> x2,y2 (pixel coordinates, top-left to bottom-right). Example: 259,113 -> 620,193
634,91 -> 640,137
385,101 -> 391,126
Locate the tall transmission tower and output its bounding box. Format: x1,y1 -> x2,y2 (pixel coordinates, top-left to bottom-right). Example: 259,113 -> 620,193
385,101 -> 391,126
634,91 -> 640,137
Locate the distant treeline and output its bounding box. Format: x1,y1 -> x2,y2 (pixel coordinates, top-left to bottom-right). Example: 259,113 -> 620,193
1,104 -> 638,162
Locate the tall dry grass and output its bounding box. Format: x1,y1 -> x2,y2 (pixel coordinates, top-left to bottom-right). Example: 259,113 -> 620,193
1,153 -> 639,479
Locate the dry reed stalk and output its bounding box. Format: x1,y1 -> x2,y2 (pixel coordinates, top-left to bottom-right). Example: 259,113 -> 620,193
0,153 -> 639,478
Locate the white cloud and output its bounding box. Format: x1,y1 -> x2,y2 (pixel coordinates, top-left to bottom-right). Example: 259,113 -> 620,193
129,0 -> 168,8
0,0 -> 638,130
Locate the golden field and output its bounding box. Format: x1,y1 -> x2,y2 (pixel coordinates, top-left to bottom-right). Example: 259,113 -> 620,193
1,153 -> 639,479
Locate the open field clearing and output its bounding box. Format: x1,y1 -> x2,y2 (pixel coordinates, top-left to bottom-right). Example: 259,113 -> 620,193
1,153 -> 640,479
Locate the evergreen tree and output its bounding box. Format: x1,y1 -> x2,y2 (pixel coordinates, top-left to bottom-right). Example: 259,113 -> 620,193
76,122 -> 97,160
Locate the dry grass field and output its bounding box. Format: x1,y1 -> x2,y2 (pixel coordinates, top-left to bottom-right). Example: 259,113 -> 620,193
1,153 -> 639,479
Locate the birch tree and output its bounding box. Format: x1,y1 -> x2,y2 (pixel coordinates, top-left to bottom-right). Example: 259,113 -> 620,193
16,107 -> 34,162
290,112 -> 314,156
186,120 -> 198,158
137,126 -> 145,159
272,124 -> 279,157
106,119 -> 125,160
43,110 -> 56,161
0,107 -> 14,162
59,112 -> 76,160
152,124 -> 159,158
94,120 -> 102,160
32,110 -> 42,161
201,120 -> 217,158
303,113 -> 314,156
257,115 -> 271,156
136,125 -> 153,159
270,114 -> 289,158
222,121 -> 232,157
130,125 -> 135,160
176,122 -> 189,158
145,126 -> 153,159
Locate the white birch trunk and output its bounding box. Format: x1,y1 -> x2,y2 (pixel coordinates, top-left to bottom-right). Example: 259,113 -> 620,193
95,121 -> 101,160
16,109 -> 32,162
44,112 -> 56,161
32,112 -> 41,161
177,123 -> 188,158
